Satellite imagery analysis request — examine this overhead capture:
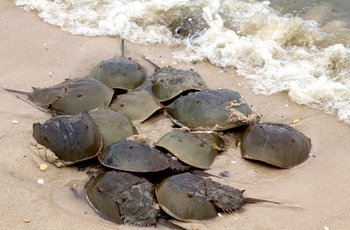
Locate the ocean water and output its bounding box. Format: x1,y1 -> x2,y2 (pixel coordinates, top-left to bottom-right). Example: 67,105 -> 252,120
15,0 -> 350,124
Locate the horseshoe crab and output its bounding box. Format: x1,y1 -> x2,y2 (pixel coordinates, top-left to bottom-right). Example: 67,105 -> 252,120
89,40 -> 146,90
32,112 -> 102,166
86,170 -> 159,226
239,122 -> 312,168
5,77 -> 114,115
155,129 -> 225,169
170,10 -> 207,39
98,140 -> 190,173
145,58 -> 208,102
165,89 -> 260,131
109,89 -> 163,122
156,173 -> 276,222
89,108 -> 138,147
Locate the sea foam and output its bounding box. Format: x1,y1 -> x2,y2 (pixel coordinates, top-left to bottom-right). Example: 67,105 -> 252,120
15,0 -> 350,124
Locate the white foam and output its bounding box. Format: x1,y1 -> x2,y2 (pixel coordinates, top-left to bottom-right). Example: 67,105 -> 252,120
14,0 -> 350,124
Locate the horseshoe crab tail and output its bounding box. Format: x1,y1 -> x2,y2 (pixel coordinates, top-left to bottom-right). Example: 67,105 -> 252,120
121,38 -> 125,57
245,197 -> 281,205
3,88 -> 31,96
158,218 -> 187,230
3,88 -> 54,115
143,56 -> 161,71
190,169 -> 221,179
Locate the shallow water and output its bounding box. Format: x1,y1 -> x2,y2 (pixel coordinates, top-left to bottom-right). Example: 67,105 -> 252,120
14,0 -> 350,124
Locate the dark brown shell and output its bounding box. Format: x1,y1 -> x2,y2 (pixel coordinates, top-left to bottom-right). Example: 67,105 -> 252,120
155,173 -> 247,222
98,140 -> 190,172
239,122 -> 312,168
86,170 -> 159,226
165,89 -> 260,131
32,112 -> 102,165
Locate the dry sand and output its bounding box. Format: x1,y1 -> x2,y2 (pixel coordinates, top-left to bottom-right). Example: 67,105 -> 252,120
1,1 -> 350,229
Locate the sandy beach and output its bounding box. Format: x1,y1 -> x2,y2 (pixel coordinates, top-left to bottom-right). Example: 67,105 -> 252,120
1,1 -> 350,229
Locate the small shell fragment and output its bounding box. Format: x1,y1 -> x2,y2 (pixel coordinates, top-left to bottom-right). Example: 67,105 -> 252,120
292,119 -> 300,124
23,219 -> 31,223
37,179 -> 44,184
219,171 -> 230,177
39,164 -> 48,171
12,120 -> 19,124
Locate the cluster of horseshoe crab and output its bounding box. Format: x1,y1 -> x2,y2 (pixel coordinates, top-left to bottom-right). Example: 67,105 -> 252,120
6,40 -> 312,229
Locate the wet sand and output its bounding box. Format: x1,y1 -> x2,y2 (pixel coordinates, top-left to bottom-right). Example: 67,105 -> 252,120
1,1 -> 350,229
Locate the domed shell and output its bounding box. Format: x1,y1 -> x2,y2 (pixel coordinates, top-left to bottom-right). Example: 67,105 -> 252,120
109,89 -> 163,122
155,129 -> 224,169
89,57 -> 146,90
89,108 -> 138,147
98,140 -> 190,173
239,122 -> 312,168
29,77 -> 114,115
156,173 -> 218,222
155,173 -> 247,222
86,170 -> 159,226
32,112 -> 102,165
165,89 -> 260,131
151,67 -> 208,102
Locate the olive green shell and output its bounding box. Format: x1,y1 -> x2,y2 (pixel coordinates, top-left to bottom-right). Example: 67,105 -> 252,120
165,89 -> 260,131
32,112 -> 102,165
89,108 -> 138,147
109,90 -> 163,122
240,122 -> 312,168
155,129 -> 224,169
86,170 -> 159,226
85,171 -> 122,224
155,173 -> 247,222
30,77 -> 113,115
89,57 -> 146,90
151,67 -> 208,102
